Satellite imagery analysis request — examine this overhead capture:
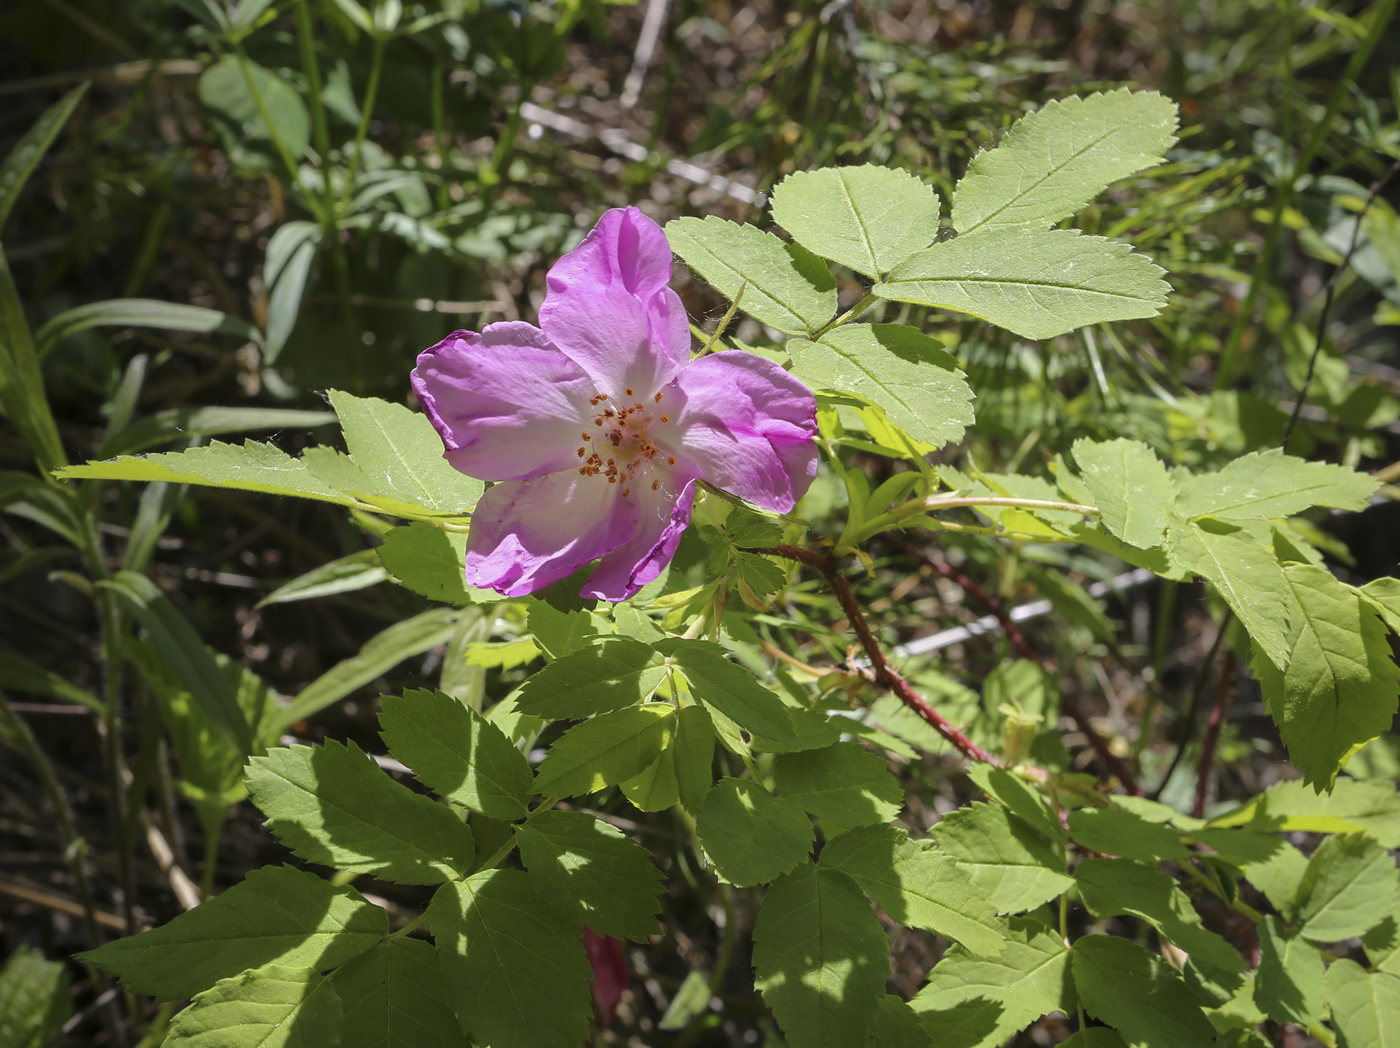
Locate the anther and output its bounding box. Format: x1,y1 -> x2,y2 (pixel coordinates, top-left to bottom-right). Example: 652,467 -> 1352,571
654,392 -> 664,403
660,414 -> 669,423
622,487 -> 630,497
651,479 -> 660,491
667,456 -> 676,465
625,387 -> 634,397
577,448 -> 585,457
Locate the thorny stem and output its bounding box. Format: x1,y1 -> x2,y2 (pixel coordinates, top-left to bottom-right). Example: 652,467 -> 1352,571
1192,649 -> 1236,818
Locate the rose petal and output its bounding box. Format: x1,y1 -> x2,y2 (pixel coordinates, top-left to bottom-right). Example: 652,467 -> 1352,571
411,323 -> 597,482
661,351 -> 818,513
465,471 -> 637,597
583,459 -> 701,601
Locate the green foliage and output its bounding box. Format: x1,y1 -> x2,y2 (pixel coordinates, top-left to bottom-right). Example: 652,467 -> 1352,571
515,637 -> 667,718
1255,915 -> 1324,1026
532,703 -> 676,797
696,776 -> 814,887
329,939 -> 469,1048
932,803 -> 1073,915
1324,960 -> 1400,1048
1295,833 -> 1400,942
1071,936 -> 1217,1048
163,965 -> 339,1048
1070,438 -> 1174,549
0,946 -> 71,1048
774,740 -> 904,828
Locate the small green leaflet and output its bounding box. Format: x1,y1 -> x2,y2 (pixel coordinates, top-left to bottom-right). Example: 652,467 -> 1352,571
1361,577 -> 1400,633
163,965 -> 341,1048
245,741 -> 475,884
1175,448 -> 1377,522
868,996 -> 934,1048
1296,834 -> 1400,943
378,523 -> 495,605
966,764 -> 1063,841
876,229 -> 1169,341
672,703 -> 716,812
1323,960 -> 1400,1048
516,809 -> 664,940
0,945 -> 70,1048
660,641 -> 803,746
378,688 -> 532,820
329,939 -> 467,1048
1071,936 -> 1216,1048
932,803 -> 1073,915
787,325 -> 975,449
665,216 -> 837,335
696,777 -> 813,887
909,916 -> 1071,1048
1070,438 -> 1173,549
621,751 -> 680,810
532,703 -> 676,797
1255,915 -> 1324,1026
1236,840 -> 1309,918
753,863 -> 890,1048
428,870 -> 592,1048
1366,917 -> 1400,975
821,824 -> 1004,957
527,602 -> 604,660
0,82 -> 89,231
1211,777 -> 1400,848
952,90 -> 1178,236
769,165 -> 941,280
1067,807 -> 1189,863
774,741 -> 904,828
515,637 -> 667,719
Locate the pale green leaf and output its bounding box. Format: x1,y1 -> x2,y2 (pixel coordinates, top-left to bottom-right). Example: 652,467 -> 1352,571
909,916 -> 1070,1048
966,764 -> 1063,841
0,83 -> 88,231
1211,778 -> 1400,848
515,637 -> 667,719
532,703 -> 676,797
1238,840 -> 1309,918
1071,935 -> 1216,1048
1067,807 -> 1189,863
1364,916 -> 1400,975
665,216 -> 838,335
621,751 -> 680,811
1361,578 -> 1400,634
163,965 -> 341,1048
1324,960 -> 1400,1048
696,776 -> 813,887
753,863 -> 889,1048
516,809 -> 665,940
378,688 -> 532,820
1296,834 -> 1400,942
876,228 -> 1169,341
245,740 -> 475,884
428,869 -> 592,1048
264,221 -> 320,363
787,325 -> 974,449
258,549 -> 388,607
952,90 -> 1178,235
35,299 -> 262,358
1176,449 -> 1377,522
100,406 -> 334,459
329,938 -> 468,1048
0,945 -> 71,1048
774,741 -> 904,828
659,971 -> 711,1032
1070,438 -> 1173,548
1255,915 -> 1323,1026
81,865 -> 385,1001
527,603 -> 605,660
769,165 -> 941,279
933,803 -> 1073,915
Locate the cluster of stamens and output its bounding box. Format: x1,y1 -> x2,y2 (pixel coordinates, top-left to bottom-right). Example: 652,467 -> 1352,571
576,387 -> 676,498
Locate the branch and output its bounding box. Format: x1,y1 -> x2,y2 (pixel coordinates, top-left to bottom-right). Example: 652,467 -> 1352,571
1192,649 -> 1236,818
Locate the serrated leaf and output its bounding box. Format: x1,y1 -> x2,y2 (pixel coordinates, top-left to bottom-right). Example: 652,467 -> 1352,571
753,863 -> 889,1048
515,637 -> 666,719
1236,840 -> 1309,918
876,228 -> 1169,341
821,824 -> 1004,957
966,764 -> 1063,841
774,741 -> 903,828
868,995 -> 933,1048
378,688 -> 532,820
673,704 -> 716,812
378,523 -> 497,605
1212,778 -> 1400,848
952,90 -> 1178,235
787,325 -> 974,449
164,965 -> 341,1048
932,803 -> 1073,915
660,641 -> 801,746
1067,807 -> 1189,863
769,165 -> 941,279
528,602 -> 604,660
1296,834 -> 1400,942
0,945 -> 71,1048
666,216 -> 837,335
428,869 -> 592,1048
532,703 -> 676,797
1071,935 -> 1216,1048
1176,449 -> 1377,522
909,916 -> 1070,1048
1324,960 -> 1400,1048
1070,438 -> 1173,549
35,299 -> 263,358
1255,915 -> 1323,1026
245,741 -> 475,884
1364,917 -> 1400,975
1362,578 -> 1400,634
329,938 -> 468,1048
82,865 -> 385,1001
621,750 -> 680,811
516,809 -> 664,940
696,776 -> 813,886
1074,859 -> 1243,974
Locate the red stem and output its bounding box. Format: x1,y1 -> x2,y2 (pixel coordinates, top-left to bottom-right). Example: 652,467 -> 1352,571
1192,649 -> 1235,818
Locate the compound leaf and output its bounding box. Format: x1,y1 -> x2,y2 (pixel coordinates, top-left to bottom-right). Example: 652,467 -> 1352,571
661,641 -> 801,747
1070,438 -> 1173,549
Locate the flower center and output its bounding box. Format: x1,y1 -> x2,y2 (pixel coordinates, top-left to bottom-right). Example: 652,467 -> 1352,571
575,387 -> 677,497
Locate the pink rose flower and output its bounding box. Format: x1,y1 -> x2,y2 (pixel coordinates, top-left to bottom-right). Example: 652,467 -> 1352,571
411,206 -> 818,601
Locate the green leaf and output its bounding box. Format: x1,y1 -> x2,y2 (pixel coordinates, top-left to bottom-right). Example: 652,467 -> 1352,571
821,824 -> 1004,957
696,776 -> 813,887
1236,840 -> 1309,917
428,869 -> 592,1048
868,996 -> 934,1048
532,703 -> 676,797
1073,859 -> 1243,974
1296,834 -> 1400,942
259,549 -> 388,607
769,165 -> 941,279
909,916 -> 1071,1048
81,865 -> 386,1001
753,863 -> 889,1048
245,740 -> 475,884
0,945 -> 71,1048
100,406 -> 334,459
672,703 -> 716,813
269,608 -> 462,733
876,229 -> 1169,341
0,652 -> 103,713
659,970 -> 711,1032
665,216 -> 838,335
527,602 -> 604,660
1176,449 -> 1377,522
1070,438 -> 1173,549
1361,578 -> 1400,634
952,90 -> 1178,236
621,751 -> 680,811
1323,960 -> 1400,1048
516,809 -> 665,940
1061,1032 -> 1129,1048
34,299 -> 262,358
966,764 -> 1063,841
774,741 -> 903,828
329,938 -> 468,1048
163,965 -> 341,1048
515,637 -> 667,719
787,325 -> 975,449
932,803 -> 1073,915
378,523 -> 496,605
1071,935 -> 1216,1048
0,248 -> 66,475
0,83 -> 88,232
1364,916 -> 1400,975
1211,777 -> 1400,848
1255,915 -> 1323,1026
660,641 -> 802,746
1067,807 -> 1190,863
198,56 -> 310,174
263,221 -> 321,363
378,688 -> 532,820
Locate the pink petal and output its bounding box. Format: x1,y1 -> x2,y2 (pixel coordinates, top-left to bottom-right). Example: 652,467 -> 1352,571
411,323 -> 597,482
583,460 -> 701,601
662,351 -> 818,514
465,471 -> 637,597
539,208 -> 690,399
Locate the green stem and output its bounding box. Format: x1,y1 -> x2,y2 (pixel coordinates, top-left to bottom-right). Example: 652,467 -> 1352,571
293,0 -> 336,221
430,54 -> 450,211
340,33 -> 387,214
199,814 -> 225,901
855,494 -> 1099,544
485,85 -> 530,187
231,41 -> 321,221
810,292 -> 878,341
697,284 -> 745,357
